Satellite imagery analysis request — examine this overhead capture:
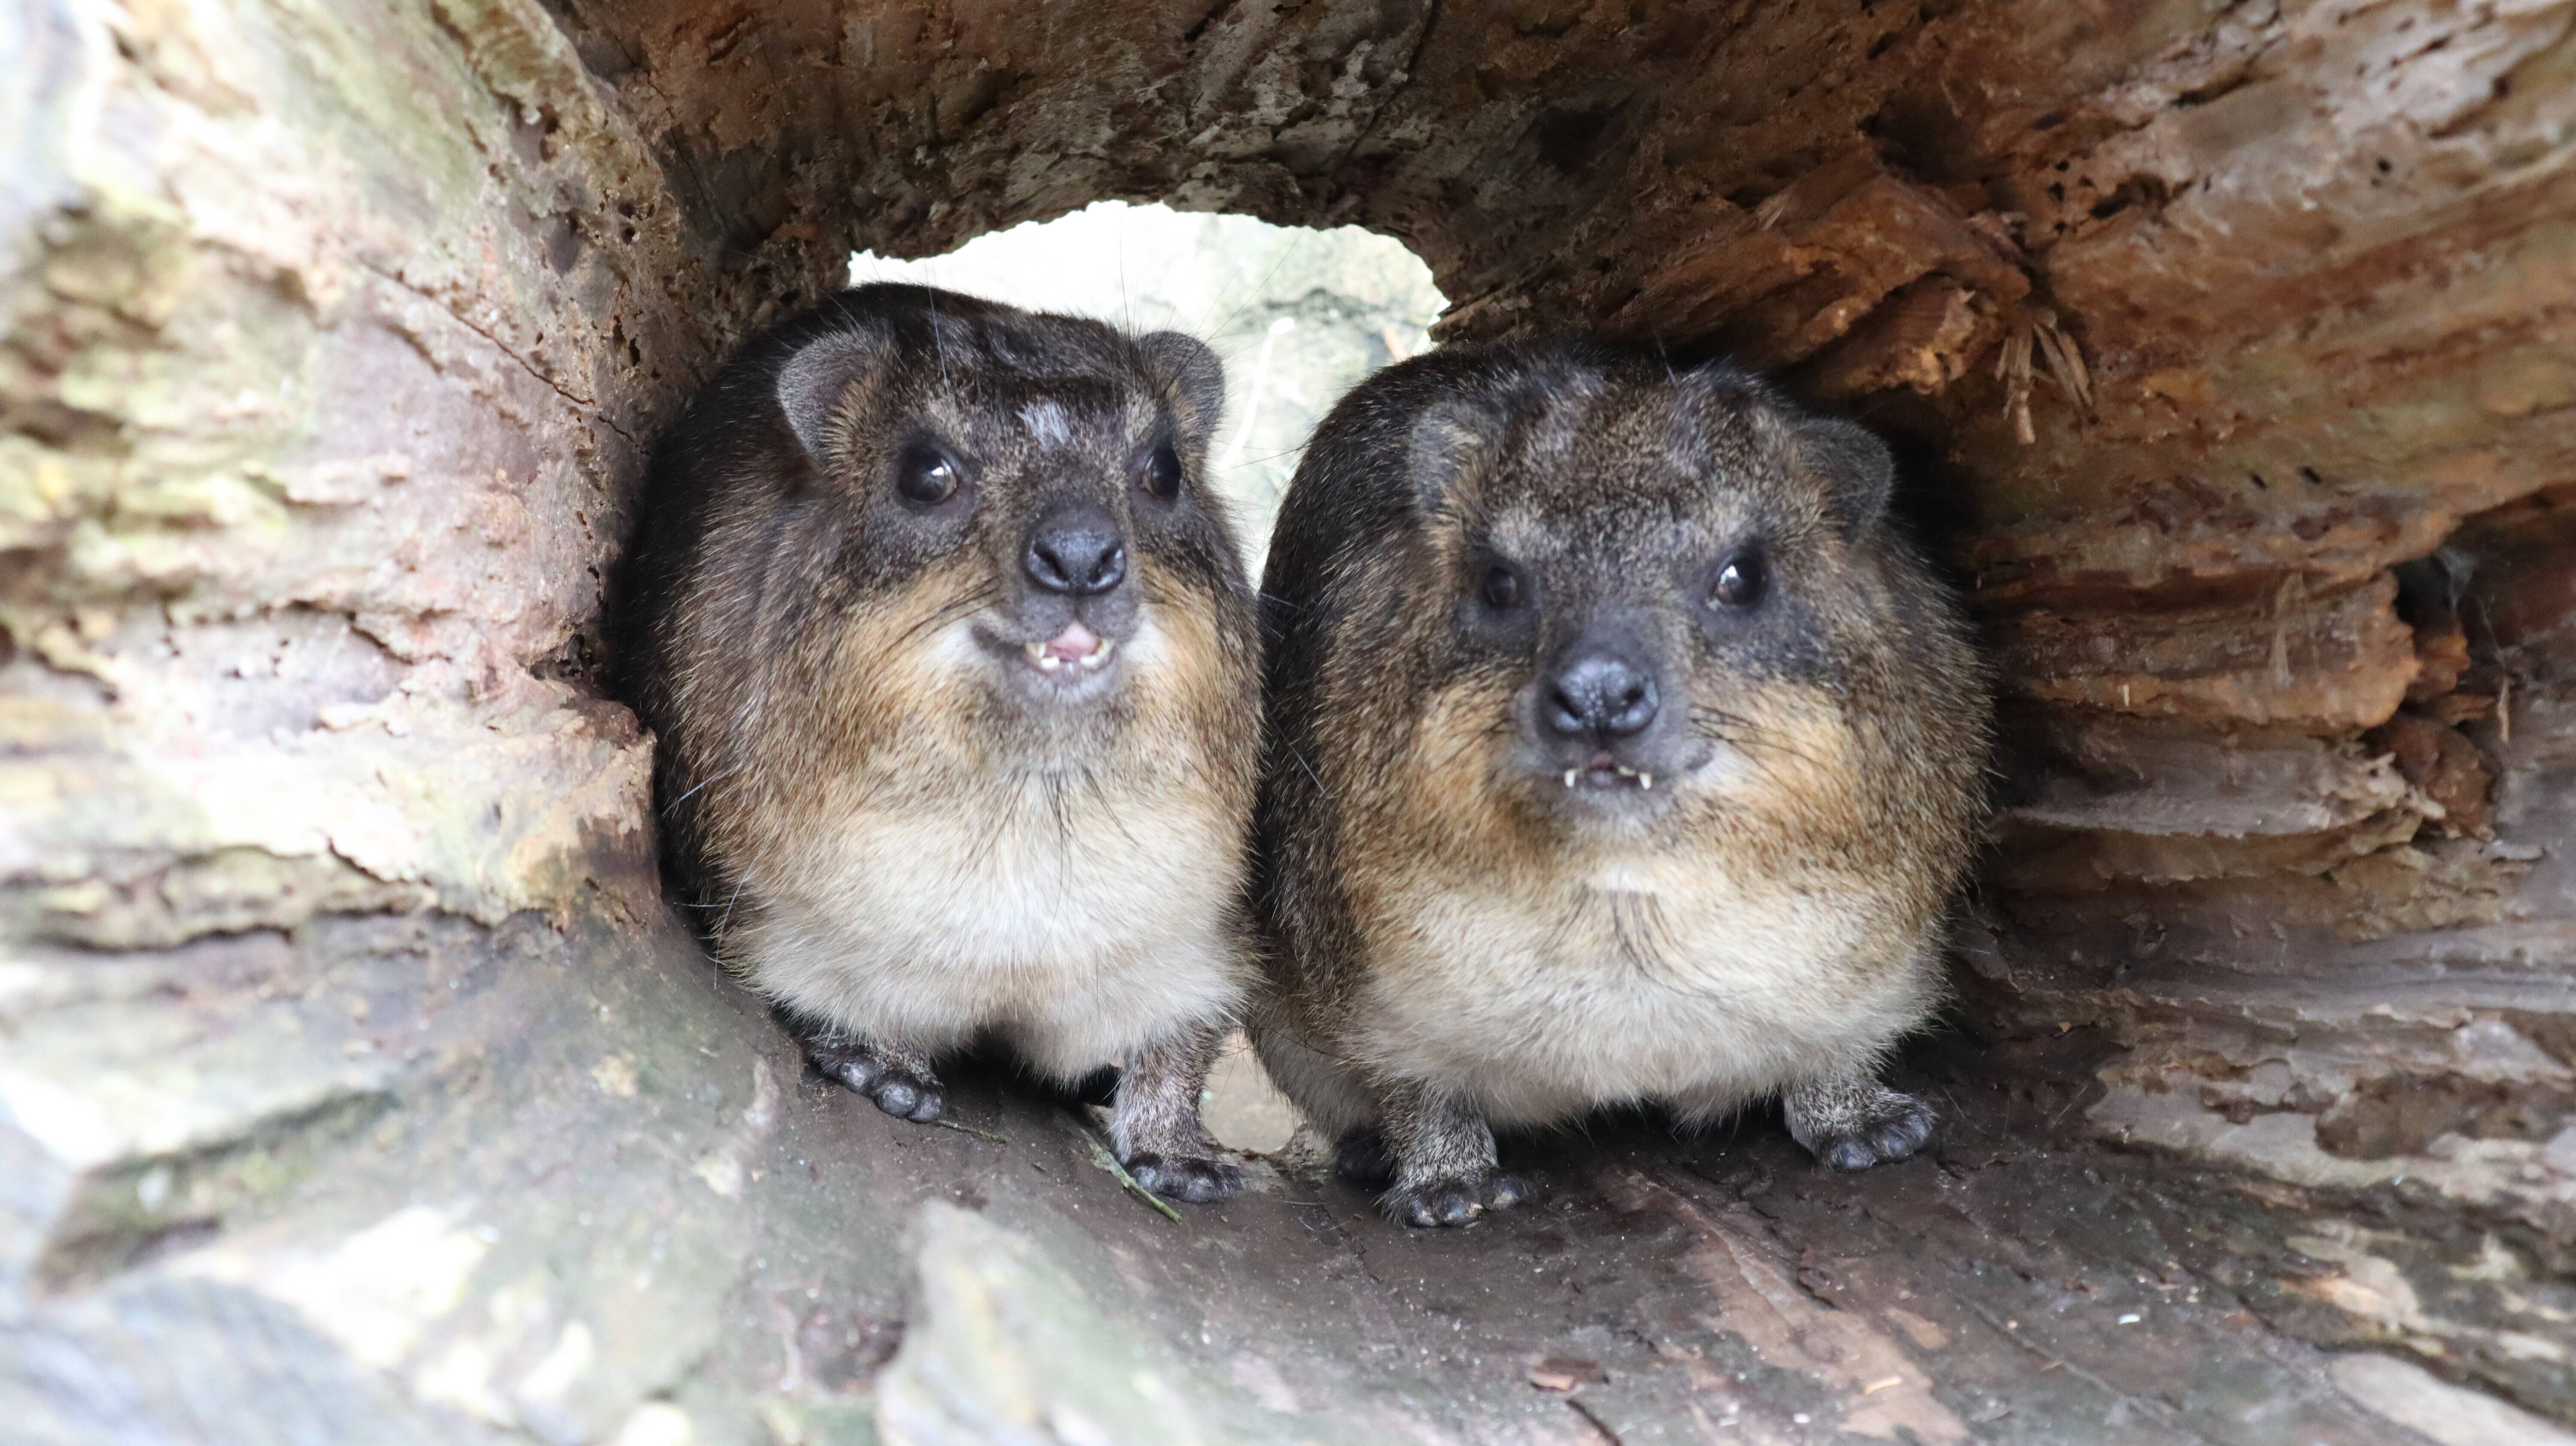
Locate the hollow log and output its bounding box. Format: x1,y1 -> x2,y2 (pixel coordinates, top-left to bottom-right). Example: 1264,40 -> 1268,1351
5,0 -> 2573,1440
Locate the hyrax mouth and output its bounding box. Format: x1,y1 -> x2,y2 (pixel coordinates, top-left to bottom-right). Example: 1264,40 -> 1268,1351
1560,751 -> 1654,791
1022,620 -> 1118,677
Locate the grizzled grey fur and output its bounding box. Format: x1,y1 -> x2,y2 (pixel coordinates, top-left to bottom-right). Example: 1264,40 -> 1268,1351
1245,338 -> 1990,1227
623,284 -> 1260,1203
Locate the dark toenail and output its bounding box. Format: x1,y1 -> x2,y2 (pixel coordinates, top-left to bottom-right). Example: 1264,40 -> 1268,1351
1824,1139 -> 1874,1170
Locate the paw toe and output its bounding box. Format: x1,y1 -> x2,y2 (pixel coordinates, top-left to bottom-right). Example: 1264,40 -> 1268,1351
1387,1173 -> 1525,1228
1399,1189 -> 1479,1228
1813,1093 -> 1935,1170
864,1074 -> 942,1122
1170,1160 -> 1242,1203
1820,1137 -> 1879,1171
1869,1112 -> 1932,1161
1123,1151 -> 1241,1205
821,1048 -> 944,1126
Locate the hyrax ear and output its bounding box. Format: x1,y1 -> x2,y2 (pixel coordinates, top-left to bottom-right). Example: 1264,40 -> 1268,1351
1793,415 -> 1895,540
1406,395 -> 1501,516
775,326 -> 895,465
1138,331 -> 1227,445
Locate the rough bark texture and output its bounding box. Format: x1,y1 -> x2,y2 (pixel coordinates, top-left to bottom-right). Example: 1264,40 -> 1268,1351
5,0 -> 2573,1440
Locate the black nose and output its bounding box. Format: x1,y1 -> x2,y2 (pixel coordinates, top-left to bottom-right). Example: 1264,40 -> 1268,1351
1024,505 -> 1128,597
1545,653 -> 1659,740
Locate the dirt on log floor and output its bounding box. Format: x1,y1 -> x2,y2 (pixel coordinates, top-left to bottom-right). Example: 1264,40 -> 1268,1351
4,0 -> 2573,1440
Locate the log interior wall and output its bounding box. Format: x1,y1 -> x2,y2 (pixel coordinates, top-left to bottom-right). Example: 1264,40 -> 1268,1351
5,0 -> 2573,1440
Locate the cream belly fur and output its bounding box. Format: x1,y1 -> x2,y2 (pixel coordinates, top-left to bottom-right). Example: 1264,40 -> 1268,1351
735,776 -> 1245,1080
724,611 -> 1247,1078
1350,864 -> 1932,1127
627,283 -> 1261,1203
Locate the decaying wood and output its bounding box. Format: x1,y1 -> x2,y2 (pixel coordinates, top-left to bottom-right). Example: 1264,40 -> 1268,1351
5,0 -> 2573,1436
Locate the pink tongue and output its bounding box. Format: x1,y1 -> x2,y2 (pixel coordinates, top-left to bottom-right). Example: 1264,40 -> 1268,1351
1041,622 -> 1100,663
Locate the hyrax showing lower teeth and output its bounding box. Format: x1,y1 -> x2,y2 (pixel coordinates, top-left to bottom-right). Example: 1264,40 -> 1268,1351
1246,339 -> 1990,1227
623,284 -> 1259,1203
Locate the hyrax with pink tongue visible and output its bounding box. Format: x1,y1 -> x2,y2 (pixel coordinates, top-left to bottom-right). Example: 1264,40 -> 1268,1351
625,284 -> 1258,1201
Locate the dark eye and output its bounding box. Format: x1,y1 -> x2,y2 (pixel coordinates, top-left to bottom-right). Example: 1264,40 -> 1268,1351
896,447 -> 957,506
1136,442 -> 1183,502
1479,563 -> 1524,612
1711,551 -> 1767,609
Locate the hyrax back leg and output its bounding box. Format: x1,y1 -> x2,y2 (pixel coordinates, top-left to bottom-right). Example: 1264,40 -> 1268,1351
1784,1071 -> 1936,1170
1381,1084 -> 1531,1228
1109,1024 -> 1242,1204
793,1016 -> 945,1123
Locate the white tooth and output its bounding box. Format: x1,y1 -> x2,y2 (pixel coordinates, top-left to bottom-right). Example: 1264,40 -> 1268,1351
1616,765 -> 1637,778
1037,653 -> 1061,672
1563,770 -> 1579,789
1640,773 -> 1653,790
1024,642 -> 1045,662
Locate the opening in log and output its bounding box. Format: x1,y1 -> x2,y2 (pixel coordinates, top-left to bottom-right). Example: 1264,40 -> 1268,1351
4,1 -> 2572,1441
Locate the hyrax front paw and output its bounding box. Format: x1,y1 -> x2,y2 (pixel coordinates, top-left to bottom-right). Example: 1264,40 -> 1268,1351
1786,1077 -> 1935,1170
1382,1170 -> 1532,1228
1109,1025 -> 1239,1205
809,1040 -> 945,1123
1124,1150 -> 1244,1204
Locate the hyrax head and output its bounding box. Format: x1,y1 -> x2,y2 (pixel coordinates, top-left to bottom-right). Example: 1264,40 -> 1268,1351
769,284 -> 1244,728
1375,341 -> 1924,842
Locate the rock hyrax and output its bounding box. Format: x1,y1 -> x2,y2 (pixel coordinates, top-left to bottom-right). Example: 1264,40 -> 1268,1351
625,283 -> 1258,1201
1247,339 -> 1990,1226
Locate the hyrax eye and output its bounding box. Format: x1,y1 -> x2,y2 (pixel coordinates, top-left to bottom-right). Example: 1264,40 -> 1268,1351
1711,551 -> 1767,609
896,447 -> 959,506
1479,563 -> 1525,612
1136,442 -> 1183,502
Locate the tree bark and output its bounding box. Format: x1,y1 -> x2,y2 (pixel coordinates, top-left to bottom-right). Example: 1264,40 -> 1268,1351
6,0 -> 2572,1438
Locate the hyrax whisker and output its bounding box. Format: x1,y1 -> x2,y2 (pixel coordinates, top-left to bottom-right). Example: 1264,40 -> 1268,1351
877,584 -> 1003,657
1686,707 -> 1829,770
1285,746 -> 1326,793
622,283 -> 1259,1201
663,767 -> 735,816
1245,337 -> 1991,1226
1079,764 -> 1150,856
713,876 -> 748,942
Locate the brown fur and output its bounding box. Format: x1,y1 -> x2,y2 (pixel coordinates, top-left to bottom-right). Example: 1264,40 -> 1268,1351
1247,340 -> 1990,1225
621,285 -> 1259,1201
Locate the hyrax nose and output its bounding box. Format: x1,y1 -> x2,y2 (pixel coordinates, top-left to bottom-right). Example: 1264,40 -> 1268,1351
1545,653 -> 1659,741
1024,503 -> 1128,597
